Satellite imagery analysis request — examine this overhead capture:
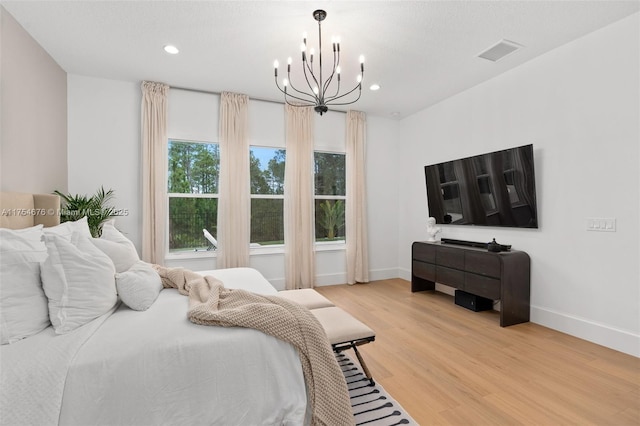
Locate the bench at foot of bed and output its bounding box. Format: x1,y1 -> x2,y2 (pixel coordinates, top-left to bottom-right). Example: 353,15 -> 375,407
277,289 -> 376,386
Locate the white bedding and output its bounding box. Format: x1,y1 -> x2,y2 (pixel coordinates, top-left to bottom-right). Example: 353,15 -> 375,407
0,305 -> 118,426
1,268 -> 308,426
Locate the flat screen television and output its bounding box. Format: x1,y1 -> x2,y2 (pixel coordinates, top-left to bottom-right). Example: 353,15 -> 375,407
424,144 -> 538,228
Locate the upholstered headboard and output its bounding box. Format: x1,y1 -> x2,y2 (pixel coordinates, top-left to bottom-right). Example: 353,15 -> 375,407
0,192 -> 61,229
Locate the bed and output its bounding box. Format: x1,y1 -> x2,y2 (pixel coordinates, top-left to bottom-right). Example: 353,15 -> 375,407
0,192 -> 312,425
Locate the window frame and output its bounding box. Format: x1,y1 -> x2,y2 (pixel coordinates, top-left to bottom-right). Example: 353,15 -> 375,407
249,145 -> 286,251
166,138 -> 220,258
313,149 -> 347,247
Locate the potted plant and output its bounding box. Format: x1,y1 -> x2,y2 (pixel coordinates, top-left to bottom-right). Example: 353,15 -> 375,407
53,187 -> 116,237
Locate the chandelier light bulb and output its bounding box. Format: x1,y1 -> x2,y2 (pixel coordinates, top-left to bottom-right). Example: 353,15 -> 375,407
336,66 -> 341,74
283,78 -> 289,87
357,75 -> 362,83
273,60 -> 279,68
287,57 -> 292,65
359,55 -> 365,63
300,43 -> 306,52
313,86 -> 319,95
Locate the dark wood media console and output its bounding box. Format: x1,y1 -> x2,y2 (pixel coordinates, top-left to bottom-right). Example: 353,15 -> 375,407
412,241 -> 530,327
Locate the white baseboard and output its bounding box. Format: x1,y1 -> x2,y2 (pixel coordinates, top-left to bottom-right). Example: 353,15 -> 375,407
398,267 -> 411,282
267,268 -> 400,290
313,267 -> 401,287
397,267 -> 638,357
531,305 -> 640,358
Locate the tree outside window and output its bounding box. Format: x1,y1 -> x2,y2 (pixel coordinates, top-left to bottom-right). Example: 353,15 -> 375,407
250,146 -> 285,245
167,140 -> 219,252
314,152 -> 346,242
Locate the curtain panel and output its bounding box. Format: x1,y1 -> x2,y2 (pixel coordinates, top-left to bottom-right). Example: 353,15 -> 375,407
141,81 -> 169,265
217,92 -> 250,268
345,110 -> 369,284
284,105 -> 315,289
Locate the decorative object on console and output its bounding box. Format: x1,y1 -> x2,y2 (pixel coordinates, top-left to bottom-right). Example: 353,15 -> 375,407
53,187 -> 117,237
425,216 -> 441,242
273,9 -> 365,115
487,238 -> 511,252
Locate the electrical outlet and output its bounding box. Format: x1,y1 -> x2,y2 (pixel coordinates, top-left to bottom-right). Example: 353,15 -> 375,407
586,217 -> 616,232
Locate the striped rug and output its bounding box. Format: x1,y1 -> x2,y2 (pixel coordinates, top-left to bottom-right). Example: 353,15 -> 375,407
336,352 -> 419,426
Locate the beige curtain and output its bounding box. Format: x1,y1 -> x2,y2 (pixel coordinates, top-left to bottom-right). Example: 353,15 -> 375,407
217,92 -> 250,268
141,81 -> 169,265
284,105 -> 315,289
345,110 -> 369,284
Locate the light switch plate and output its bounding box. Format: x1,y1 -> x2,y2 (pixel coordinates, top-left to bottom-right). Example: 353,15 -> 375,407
586,217 -> 616,232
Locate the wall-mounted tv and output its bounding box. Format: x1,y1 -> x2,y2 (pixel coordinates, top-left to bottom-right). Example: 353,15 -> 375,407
424,144 -> 538,228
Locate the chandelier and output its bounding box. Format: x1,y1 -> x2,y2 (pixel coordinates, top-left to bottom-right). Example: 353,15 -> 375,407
273,9 -> 364,115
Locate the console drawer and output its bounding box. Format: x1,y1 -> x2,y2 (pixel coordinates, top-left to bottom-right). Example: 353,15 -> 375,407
436,247 -> 464,270
465,273 -> 500,299
465,251 -> 500,278
412,260 -> 435,281
412,242 -> 436,263
436,266 -> 464,289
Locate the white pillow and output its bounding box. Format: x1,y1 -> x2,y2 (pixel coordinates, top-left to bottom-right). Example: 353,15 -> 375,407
91,238 -> 138,273
41,234 -> 118,334
0,225 -> 50,344
100,220 -> 140,260
43,216 -> 92,245
115,261 -> 163,311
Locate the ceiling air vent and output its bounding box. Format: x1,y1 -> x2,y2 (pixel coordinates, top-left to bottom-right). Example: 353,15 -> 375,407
477,39 -> 523,62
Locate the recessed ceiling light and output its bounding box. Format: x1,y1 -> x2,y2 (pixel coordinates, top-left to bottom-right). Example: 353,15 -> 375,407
164,45 -> 179,55
369,84 -> 381,91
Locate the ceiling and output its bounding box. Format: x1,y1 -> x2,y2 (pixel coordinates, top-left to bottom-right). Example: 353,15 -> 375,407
2,1 -> 638,119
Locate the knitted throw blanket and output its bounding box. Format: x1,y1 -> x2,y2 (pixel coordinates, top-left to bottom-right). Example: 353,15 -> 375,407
153,266 -> 354,426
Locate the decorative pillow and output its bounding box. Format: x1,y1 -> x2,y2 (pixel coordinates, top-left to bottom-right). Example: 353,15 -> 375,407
41,234 -> 118,334
0,225 -> 49,344
115,261 -> 163,311
91,238 -> 139,273
100,220 -> 140,261
43,216 -> 92,245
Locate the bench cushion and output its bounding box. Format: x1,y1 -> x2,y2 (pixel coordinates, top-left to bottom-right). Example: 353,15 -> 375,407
311,307 -> 375,346
277,289 -> 335,310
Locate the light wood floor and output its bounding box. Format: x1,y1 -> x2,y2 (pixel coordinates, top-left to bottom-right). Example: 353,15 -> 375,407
315,279 -> 639,425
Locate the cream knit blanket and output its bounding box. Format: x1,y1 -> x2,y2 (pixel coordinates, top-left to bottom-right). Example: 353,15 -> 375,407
154,266 -> 354,426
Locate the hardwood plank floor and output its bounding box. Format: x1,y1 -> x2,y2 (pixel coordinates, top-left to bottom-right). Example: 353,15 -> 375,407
315,279 -> 639,425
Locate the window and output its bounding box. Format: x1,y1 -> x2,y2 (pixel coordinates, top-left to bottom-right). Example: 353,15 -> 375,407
250,146 -> 285,246
167,140 -> 219,252
314,151 -> 346,242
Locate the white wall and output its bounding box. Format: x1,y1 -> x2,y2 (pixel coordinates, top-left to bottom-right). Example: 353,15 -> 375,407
397,13 -> 639,356
67,75 -> 141,251
67,82 -> 400,289
1,6 -> 67,194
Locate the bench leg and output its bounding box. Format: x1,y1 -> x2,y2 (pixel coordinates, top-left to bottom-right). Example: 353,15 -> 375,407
351,343 -> 375,386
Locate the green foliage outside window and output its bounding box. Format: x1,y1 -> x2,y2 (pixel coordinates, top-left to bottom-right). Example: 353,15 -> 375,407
250,147 -> 286,244
314,152 -> 346,241
168,141 -> 219,252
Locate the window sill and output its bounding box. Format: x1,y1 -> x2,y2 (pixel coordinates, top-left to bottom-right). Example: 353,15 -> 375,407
165,241 -> 346,261
165,250 -> 217,261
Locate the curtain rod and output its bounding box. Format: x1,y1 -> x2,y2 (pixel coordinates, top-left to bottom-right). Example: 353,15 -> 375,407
171,86 -> 347,114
